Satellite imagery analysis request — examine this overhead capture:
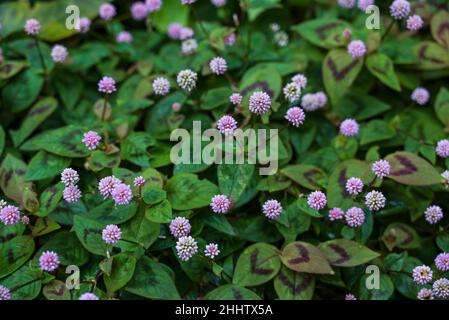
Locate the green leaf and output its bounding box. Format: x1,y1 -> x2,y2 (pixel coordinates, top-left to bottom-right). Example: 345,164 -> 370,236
201,87 -> 233,110
166,173 -> 219,210
381,223 -> 421,251
152,0 -> 189,32
125,256 -> 180,299
281,241 -> 333,274
0,266 -> 41,300
359,273 -> 394,300
88,201 -> 138,224
25,151 -> 70,181
145,199 -> 172,223
431,10 -> 449,49
203,213 -> 236,236
37,183 -> 64,217
87,151 -> 121,172
239,64 -> 282,101
437,234 -> 449,252
31,217 -> 61,237
233,243 -> 281,287
274,266 -> 315,300
0,126 -> 4,157
121,204 -> 160,249
121,132 -> 156,167
0,60 -> 27,80
366,53 -> 401,91
205,284 -> 261,300
334,92 -> 391,121
142,187 -> 167,205
360,120 -> 396,146
2,69 -> 44,112
291,18 -> 349,49
73,215 -> 107,256
246,0 -> 281,21
412,41 -> 449,70
276,200 -> 311,242
52,71 -> 84,110
218,164 -> 255,202
322,49 -> 363,105
385,151 -> 442,186
0,235 -> 35,278
318,239 -> 380,267
43,280 -> 71,300
280,164 -> 327,190
434,87 -> 449,126
104,253 -> 137,292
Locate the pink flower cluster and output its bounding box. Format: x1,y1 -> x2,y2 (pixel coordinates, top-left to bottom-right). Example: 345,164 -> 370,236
102,224 -> 122,244
210,194 -> 231,214
61,168 -> 81,203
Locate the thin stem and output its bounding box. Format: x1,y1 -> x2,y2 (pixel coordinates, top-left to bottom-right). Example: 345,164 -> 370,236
395,128 -> 433,146
382,20 -> 395,40
34,37 -> 47,76
101,94 -> 109,122
191,6 -> 209,40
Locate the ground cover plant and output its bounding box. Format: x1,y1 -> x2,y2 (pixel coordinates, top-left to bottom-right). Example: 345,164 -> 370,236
0,0 -> 449,301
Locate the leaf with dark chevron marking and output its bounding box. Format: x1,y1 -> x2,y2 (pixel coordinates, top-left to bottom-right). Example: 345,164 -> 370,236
382,223 -> 420,251
205,284 -> 261,300
281,241 -> 333,274
274,267 -> 315,300
319,239 -> 380,267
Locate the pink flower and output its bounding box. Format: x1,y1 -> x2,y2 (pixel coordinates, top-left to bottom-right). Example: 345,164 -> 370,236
340,119 -> 359,137
283,82 -> 301,102
99,176 -> 121,198
76,17 -> 91,33
217,115 -> 238,136
98,76 -> 116,94
345,293 -> 357,300
79,293 -> 99,300
262,199 -> 283,219
211,0 -> 226,7
432,278 -> 449,298
345,177 -> 364,195
169,217 -> 191,238
249,91 -> 271,115
111,183 -> 133,205
390,0 -> 410,20
167,23 -> 183,39
209,57 -> 228,75
424,205 -> 443,224
133,176 -> 145,187
230,93 -> 242,105
102,224 -> 122,244
347,40 -> 366,59
204,243 -> 220,259
307,191 -> 327,210
314,91 -> 328,107
371,160 -> 391,179
172,102 -> 182,112
435,253 -> 449,272
301,93 -> 319,111
358,0 -> 374,11
329,208 -> 344,221
406,15 -> 423,31
51,45 -> 68,63
411,87 -> 429,105
342,28 -> 352,39
338,0 -> 355,8
224,32 -> 236,46
99,3 -> 116,21
116,31 -> 133,43
177,69 -> 197,92
131,2 -> 148,20
179,27 -> 194,40
412,265 -> 433,285
22,216 -> 30,225
61,168 -> 79,186
291,74 -> 307,89
210,194 -> 231,214
436,139 -> 449,158
417,288 -> 433,300
82,131 -> 101,150
176,236 -> 198,261
181,39 -> 197,55
285,107 -> 305,127
63,185 -> 82,203
24,19 -> 41,36
39,251 -> 60,272
0,285 -> 11,300
0,205 -> 20,225
345,207 -> 365,227
146,0 -> 162,12
152,77 -> 170,95
365,190 -> 386,211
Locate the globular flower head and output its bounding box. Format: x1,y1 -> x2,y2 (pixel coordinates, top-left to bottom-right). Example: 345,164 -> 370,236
417,288 -> 433,300
152,77 -> 170,95
177,69 -> 197,92
301,93 -> 319,112
167,22 -> 183,39
329,207 -> 344,221
217,115 -> 238,136
412,265 -> 433,285
169,217 -> 191,238
390,0 -> 410,20
116,31 -> 133,43
181,38 -> 197,55
432,278 -> 449,299
131,2 -> 148,20
0,199 -> 6,210
176,236 -> 198,261
0,285 -> 11,300
0,205 -> 20,225
61,168 -> 79,186
340,119 -> 359,137
111,183 -> 133,205
98,76 -> 116,94
411,87 -> 429,105
179,27 -> 194,40
172,102 -> 182,112
39,251 -> 60,272
133,176 -> 145,187
210,194 -> 231,214
338,0 -> 355,8
211,0 -> 226,7
342,28 -> 353,39
372,160 -> 391,179
314,91 -> 328,107
249,91 -> 271,115
347,40 -> 366,59
283,82 -> 301,102
230,93 -> 242,105
358,0 -> 374,11
345,207 -> 365,227
22,215 -> 30,225
102,224 -> 122,244
442,170 -> 449,188
51,45 -> 68,63
436,139 -> 449,158
435,253 -> 449,272
146,0 -> 162,12
209,57 -> 228,75
262,199 -> 283,220
365,190 -> 386,211
424,205 -> 444,224
79,293 -> 99,300
204,243 -> 220,259
274,31 -> 289,47
63,185 -> 82,203
345,177 -> 364,195
345,293 -> 357,300
307,191 -> 327,210
291,74 -> 307,89
224,32 -> 236,46
99,3 -> 117,21
270,23 -> 280,32
285,107 -> 305,127
82,131 -> 101,150
181,0 -> 197,4
24,19 -> 41,36
76,17 -> 91,33
99,176 -> 121,198
406,15 -> 424,31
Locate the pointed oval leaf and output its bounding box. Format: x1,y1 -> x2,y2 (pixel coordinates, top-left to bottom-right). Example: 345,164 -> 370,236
280,164 -> 327,190
318,239 -> 380,267
205,284 -> 261,300
274,266 -> 315,300
0,235 -> 35,278
281,241 -> 333,274
381,223 -> 421,251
